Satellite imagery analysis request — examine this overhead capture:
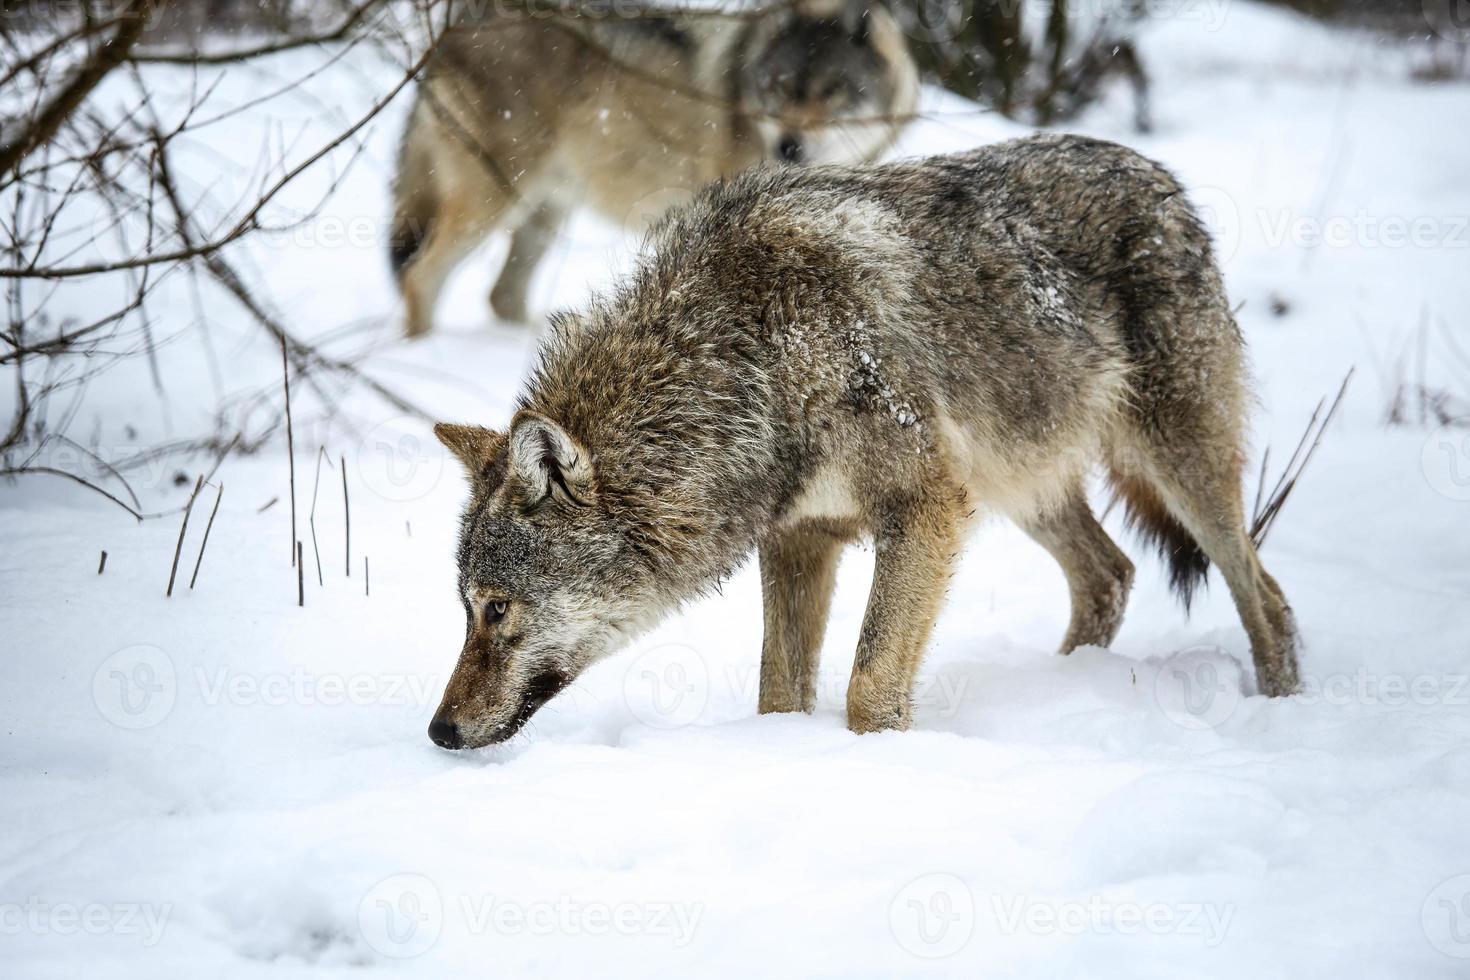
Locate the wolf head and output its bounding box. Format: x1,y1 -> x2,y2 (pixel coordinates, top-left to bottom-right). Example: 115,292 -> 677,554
427,414 -> 660,749
739,0 -> 901,165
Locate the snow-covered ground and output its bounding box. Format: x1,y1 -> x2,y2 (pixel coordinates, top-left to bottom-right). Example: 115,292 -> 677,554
3,4 -> 1470,976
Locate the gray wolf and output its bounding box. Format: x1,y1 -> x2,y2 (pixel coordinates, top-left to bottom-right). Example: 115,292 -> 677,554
425,133 -> 1301,750
389,0 -> 919,337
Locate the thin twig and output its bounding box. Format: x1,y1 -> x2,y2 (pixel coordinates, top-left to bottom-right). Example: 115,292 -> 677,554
166,475 -> 205,597
283,335 -> 296,566
0,466 -> 142,521
1251,446 -> 1270,523
98,550 -> 107,574
309,447 -> 330,587
188,482 -> 224,590
342,453 -> 351,577
1250,369 -> 1354,548
297,540 -> 305,607
54,434 -> 141,510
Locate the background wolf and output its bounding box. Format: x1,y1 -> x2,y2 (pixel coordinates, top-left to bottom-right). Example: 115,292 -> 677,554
426,134 -> 1302,750
389,0 -> 919,338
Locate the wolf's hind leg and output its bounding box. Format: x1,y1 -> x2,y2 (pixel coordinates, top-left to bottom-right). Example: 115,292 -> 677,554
1154,460 -> 1300,697
490,203 -> 567,323
1112,429 -> 1302,697
757,527 -> 845,714
847,490 -> 964,734
1019,488 -> 1134,653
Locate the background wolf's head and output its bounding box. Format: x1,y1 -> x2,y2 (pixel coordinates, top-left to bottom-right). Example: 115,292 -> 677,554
739,0 -> 906,165
427,415 -> 658,749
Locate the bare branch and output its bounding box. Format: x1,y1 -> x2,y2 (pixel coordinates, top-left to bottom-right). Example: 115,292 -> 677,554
131,0 -> 388,65
0,0 -> 154,176
0,465 -> 143,521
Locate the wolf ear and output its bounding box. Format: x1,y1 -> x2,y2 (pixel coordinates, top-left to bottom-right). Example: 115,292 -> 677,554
507,411 -> 595,507
434,423 -> 508,483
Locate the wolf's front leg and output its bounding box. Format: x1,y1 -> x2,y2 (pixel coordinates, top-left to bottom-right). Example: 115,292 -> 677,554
758,528 -> 844,714
847,492 -> 963,734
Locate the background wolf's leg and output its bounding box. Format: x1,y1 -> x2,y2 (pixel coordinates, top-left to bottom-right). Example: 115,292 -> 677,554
401,203 -> 498,338
1019,488 -> 1134,653
847,492 -> 963,734
490,202 -> 567,323
757,527 -> 844,714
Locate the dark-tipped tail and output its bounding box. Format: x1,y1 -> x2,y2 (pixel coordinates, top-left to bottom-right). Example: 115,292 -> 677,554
1107,469 -> 1210,611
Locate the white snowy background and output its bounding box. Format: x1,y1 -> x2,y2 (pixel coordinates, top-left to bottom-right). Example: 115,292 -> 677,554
3,3 -> 1470,976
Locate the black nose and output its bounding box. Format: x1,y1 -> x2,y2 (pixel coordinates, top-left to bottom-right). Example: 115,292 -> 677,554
428,717 -> 462,750
778,135 -> 803,164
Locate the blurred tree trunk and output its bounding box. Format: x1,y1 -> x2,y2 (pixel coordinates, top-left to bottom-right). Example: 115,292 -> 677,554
895,0 -> 1150,130
902,0 -> 1029,113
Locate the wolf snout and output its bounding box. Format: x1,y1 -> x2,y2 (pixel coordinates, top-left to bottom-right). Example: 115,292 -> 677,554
427,716 -> 462,750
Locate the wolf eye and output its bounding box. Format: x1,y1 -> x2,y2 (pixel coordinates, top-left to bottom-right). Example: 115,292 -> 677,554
485,600 -> 508,625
